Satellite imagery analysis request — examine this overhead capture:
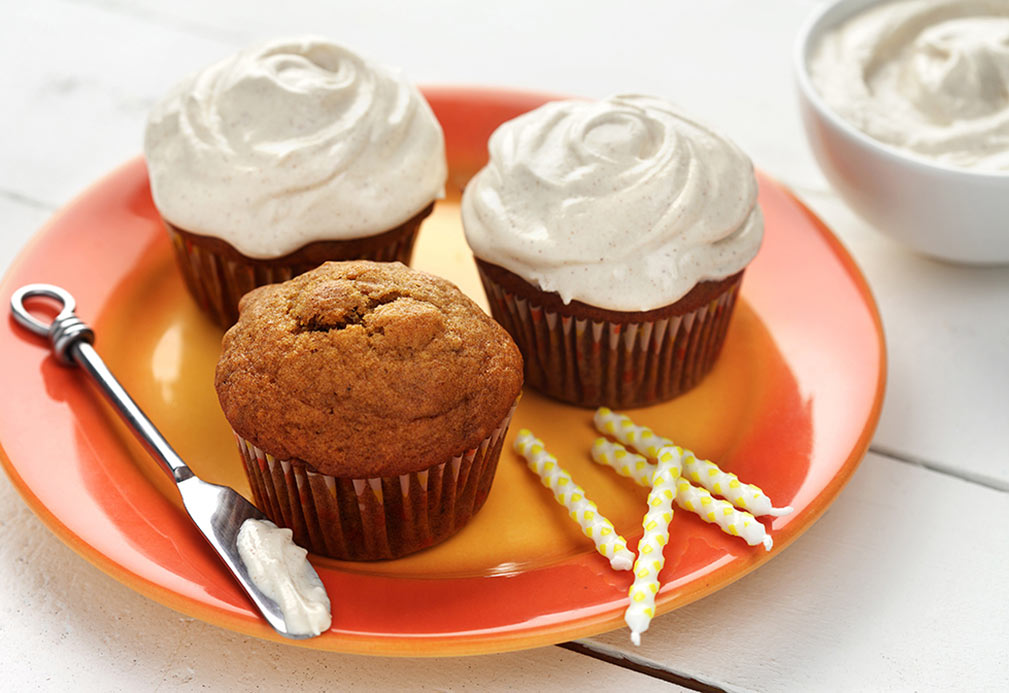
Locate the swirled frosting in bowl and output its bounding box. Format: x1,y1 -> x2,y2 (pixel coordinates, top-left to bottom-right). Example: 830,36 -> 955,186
461,95 -> 763,312
810,0 -> 1009,172
144,36 -> 446,258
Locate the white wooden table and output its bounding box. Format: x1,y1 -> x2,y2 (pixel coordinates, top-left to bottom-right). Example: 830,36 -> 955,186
2,1 -> 1007,690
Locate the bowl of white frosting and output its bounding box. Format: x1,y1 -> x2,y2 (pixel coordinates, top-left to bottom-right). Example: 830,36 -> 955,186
795,0 -> 1009,264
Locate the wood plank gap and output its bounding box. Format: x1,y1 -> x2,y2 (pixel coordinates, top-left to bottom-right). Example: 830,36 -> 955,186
869,443 -> 1009,492
0,189 -> 57,212
558,640 -> 732,692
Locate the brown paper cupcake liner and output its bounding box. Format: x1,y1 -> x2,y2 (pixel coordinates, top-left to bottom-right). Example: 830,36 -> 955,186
166,202 -> 433,329
479,270 -> 741,408
234,403 -> 515,561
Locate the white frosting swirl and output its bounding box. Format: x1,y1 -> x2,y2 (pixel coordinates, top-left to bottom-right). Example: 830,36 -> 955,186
461,95 -> 762,311
810,0 -> 1009,171
144,37 -> 447,257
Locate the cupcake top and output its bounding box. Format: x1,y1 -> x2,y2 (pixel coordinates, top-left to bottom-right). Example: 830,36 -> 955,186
215,261 -> 523,477
461,94 -> 763,312
144,36 -> 447,258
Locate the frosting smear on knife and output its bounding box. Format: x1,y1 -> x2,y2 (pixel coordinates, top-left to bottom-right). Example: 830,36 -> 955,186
237,519 -> 332,636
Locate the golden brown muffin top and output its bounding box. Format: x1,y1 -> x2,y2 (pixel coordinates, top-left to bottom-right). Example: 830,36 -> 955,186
215,261 -> 523,477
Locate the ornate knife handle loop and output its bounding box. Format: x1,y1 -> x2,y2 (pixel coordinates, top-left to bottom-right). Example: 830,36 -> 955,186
10,283 -> 95,365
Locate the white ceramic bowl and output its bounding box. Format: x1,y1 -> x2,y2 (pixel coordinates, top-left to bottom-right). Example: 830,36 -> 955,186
794,0 -> 1009,265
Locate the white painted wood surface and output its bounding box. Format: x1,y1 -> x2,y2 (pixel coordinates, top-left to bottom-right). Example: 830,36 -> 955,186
584,452 -> 1009,690
2,0 -> 1007,690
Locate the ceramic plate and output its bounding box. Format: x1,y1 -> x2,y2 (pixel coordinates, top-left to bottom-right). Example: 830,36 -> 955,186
0,87 -> 884,656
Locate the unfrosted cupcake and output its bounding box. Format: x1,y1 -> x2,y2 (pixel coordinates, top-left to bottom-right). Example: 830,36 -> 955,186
214,261 -> 523,560
145,37 -> 447,328
461,94 -> 763,408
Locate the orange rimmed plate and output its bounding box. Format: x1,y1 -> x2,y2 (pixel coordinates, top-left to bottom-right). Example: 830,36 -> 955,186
0,87 -> 884,656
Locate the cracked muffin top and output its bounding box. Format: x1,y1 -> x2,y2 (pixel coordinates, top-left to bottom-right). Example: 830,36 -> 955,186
215,261 -> 523,477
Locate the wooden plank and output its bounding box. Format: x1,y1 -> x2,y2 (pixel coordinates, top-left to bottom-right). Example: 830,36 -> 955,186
0,0 -> 233,207
582,452 -> 1009,691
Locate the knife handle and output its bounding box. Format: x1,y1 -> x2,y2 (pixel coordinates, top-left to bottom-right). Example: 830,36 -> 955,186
10,284 -> 193,483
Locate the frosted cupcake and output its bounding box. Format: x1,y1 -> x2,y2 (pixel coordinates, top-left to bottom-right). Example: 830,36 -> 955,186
144,36 -> 447,327
461,94 -> 763,408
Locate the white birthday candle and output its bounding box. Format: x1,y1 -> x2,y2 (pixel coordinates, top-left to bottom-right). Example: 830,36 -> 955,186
514,430 -> 634,571
590,437 -> 657,488
625,445 -> 682,646
594,407 -> 792,517
592,439 -> 773,551
675,475 -> 773,550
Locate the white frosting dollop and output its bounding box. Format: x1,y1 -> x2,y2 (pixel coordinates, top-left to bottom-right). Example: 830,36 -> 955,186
810,0 -> 1009,172
237,519 -> 331,637
461,95 -> 763,312
144,36 -> 447,257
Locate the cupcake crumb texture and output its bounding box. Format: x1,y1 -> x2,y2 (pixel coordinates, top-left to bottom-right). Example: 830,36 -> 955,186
215,261 -> 523,478
287,279 -> 446,352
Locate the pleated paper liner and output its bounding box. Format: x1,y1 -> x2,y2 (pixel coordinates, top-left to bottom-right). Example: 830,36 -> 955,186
477,261 -> 743,408
234,404 -> 516,561
165,202 -> 433,329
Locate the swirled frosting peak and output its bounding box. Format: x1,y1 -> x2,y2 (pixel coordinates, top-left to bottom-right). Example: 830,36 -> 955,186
461,95 -> 762,311
144,37 -> 446,257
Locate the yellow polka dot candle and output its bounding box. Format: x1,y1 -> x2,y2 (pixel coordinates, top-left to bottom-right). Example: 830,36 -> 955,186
514,429 -> 634,571
625,445 -> 682,646
590,437 -> 659,488
593,407 -> 792,517
591,439 -> 773,551
674,475 -> 773,550
684,455 -> 793,518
